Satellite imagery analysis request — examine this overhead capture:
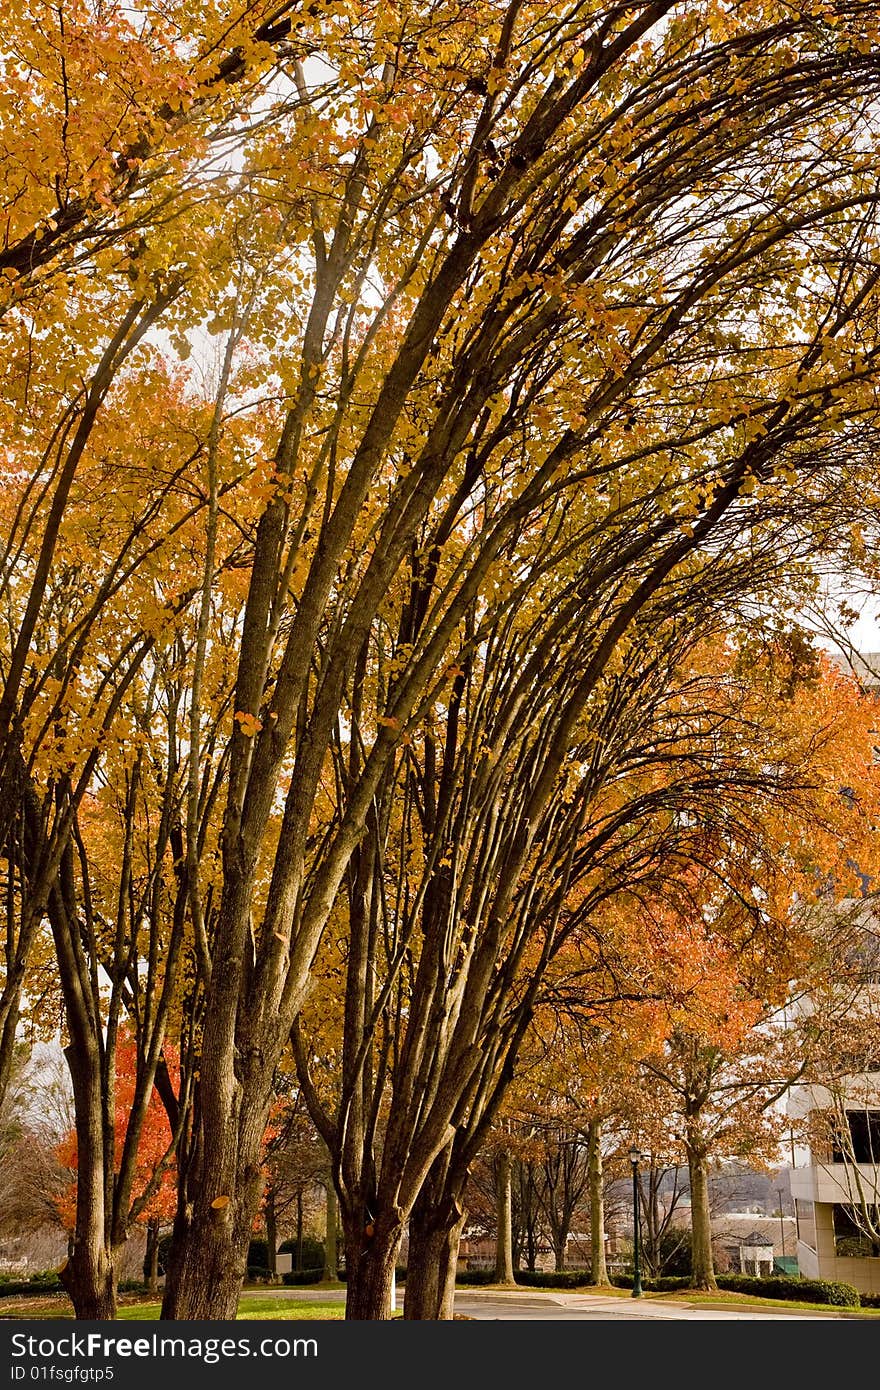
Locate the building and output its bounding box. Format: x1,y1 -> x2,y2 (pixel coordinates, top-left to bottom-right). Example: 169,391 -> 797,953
788,1070 -> 880,1295
709,1212 -> 797,1276
785,894 -> 880,1295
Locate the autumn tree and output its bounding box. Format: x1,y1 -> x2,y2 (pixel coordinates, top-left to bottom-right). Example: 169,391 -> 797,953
164,1 -> 880,1318
8,0 -> 880,1323
54,1029 -> 179,1294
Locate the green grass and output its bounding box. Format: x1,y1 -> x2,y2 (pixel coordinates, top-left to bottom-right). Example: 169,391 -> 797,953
2,1282 -> 878,1320
0,1292 -> 347,1321
119,1296 -> 347,1321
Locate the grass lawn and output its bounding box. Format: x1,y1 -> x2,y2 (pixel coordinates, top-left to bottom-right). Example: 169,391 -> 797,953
0,1291 -> 348,1321
2,1281 -> 878,1320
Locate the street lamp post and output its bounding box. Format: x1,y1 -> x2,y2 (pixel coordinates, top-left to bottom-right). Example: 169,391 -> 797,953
629,1147 -> 643,1298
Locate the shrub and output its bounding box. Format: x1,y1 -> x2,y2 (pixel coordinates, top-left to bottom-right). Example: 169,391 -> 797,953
278,1236 -> 325,1273
282,1267 -> 347,1285
514,1270 -> 592,1289
246,1238 -> 270,1270
716,1274 -> 860,1306
610,1271 -> 860,1306
0,1272 -> 63,1298
611,1274 -> 691,1292
453,1269 -> 498,1285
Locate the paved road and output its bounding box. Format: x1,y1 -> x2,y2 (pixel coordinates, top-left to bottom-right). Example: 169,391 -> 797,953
247,1287 -> 847,1321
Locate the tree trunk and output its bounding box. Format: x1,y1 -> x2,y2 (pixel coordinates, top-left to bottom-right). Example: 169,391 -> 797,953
342,1210 -> 402,1319
586,1118 -> 609,1285
553,1234 -> 566,1272
322,1174 -> 337,1282
295,1189 -> 303,1271
404,1175 -> 466,1320
266,1185 -> 277,1279
160,1071 -> 270,1319
59,1037 -> 118,1320
686,1143 -> 716,1291
60,1245 -> 117,1321
494,1149 -> 516,1284
145,1217 -> 160,1296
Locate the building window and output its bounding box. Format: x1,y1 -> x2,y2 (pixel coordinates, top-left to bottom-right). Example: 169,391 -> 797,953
831,1110 -> 880,1165
832,1204 -> 880,1258
795,1199 -> 816,1252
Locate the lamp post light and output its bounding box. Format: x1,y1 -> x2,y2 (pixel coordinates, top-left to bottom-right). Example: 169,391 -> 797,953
629,1147 -> 643,1298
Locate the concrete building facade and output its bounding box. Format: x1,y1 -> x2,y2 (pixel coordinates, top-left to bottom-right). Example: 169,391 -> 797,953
788,1071 -> 880,1295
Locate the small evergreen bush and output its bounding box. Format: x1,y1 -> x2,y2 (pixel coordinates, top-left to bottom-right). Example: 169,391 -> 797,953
0,1272 -> 63,1297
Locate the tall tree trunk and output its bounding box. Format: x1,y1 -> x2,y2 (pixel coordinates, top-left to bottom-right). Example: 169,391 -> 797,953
265,1184 -> 277,1279
0,987 -> 22,1120
57,1030 -> 117,1319
58,1045 -> 116,1323
586,1118 -> 609,1285
494,1150 -> 516,1285
342,1208 -> 402,1319
161,1063 -> 271,1319
404,1161 -> 466,1320
519,1163 -> 539,1272
144,1217 -> 160,1296
295,1189 -> 303,1272
686,1141 -> 716,1291
322,1173 -> 337,1282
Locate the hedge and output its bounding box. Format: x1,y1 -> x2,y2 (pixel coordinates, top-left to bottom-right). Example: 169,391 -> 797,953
610,1271 -> 861,1306
451,1270 -> 499,1286
281,1267 -> 404,1286
277,1237 -> 325,1273
515,1270 -> 594,1289
0,1272 -> 62,1298
719,1273 -> 859,1306
0,1274 -> 145,1299
454,1268 -> 862,1307
282,1268 -> 330,1286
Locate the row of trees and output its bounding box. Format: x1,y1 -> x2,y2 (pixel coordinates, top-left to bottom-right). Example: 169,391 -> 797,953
3,0 -> 880,1318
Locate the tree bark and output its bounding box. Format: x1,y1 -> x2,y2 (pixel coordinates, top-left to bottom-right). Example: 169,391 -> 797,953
265,1185 -> 277,1279
586,1118 -> 609,1285
145,1217 -> 160,1296
342,1209 -> 402,1319
57,1023 -> 117,1319
161,1064 -> 271,1319
295,1189 -> 303,1272
494,1149 -> 516,1285
322,1174 -> 337,1282
403,1169 -> 466,1320
60,1245 -> 117,1321
686,1140 -> 716,1291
